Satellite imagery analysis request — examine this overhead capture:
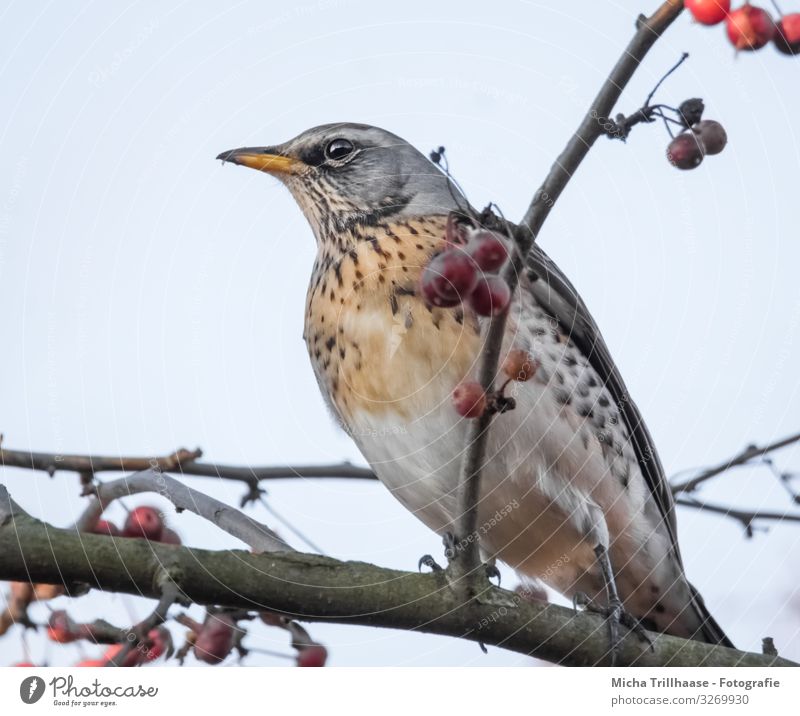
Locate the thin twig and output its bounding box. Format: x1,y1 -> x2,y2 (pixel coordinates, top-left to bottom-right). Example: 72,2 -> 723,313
0,446 -> 376,487
644,51 -> 689,107
675,497 -> 800,536
449,239 -> 527,592
108,579 -> 180,667
670,431 -> 800,494
519,0 -> 685,241
449,0 -> 686,595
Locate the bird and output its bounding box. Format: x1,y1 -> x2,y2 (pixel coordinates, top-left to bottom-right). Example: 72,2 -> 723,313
217,123 -> 733,650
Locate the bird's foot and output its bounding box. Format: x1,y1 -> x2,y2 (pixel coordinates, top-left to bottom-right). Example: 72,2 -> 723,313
484,562 -> 501,586
578,597 -> 654,665
418,554 -> 443,572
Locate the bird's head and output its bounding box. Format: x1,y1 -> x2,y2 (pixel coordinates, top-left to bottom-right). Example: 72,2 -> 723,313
217,123 -> 462,248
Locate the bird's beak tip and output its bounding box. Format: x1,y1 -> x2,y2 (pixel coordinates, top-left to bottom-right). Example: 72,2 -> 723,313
214,147 -> 300,174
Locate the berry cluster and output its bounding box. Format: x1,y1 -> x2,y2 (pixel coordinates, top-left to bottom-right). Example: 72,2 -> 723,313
46,610 -> 172,666
420,220 -> 511,317
91,505 -> 181,545
686,1 -> 800,55
452,349 -> 539,420
667,118 -> 728,169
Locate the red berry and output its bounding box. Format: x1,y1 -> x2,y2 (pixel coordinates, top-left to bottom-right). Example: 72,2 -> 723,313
123,506 -> 164,541
452,382 -> 487,419
503,349 -> 538,382
47,610 -> 77,643
726,4 -> 775,51
13,661 -> 36,667
420,276 -> 461,307
259,611 -> 285,627
296,644 -> 328,667
775,13 -> 800,55
685,0 -> 730,25
692,120 -> 727,155
468,274 -> 511,316
103,643 -> 144,667
91,519 -> 120,537
158,527 -> 182,545
667,132 -> 705,170
421,251 -> 479,304
466,230 -> 509,272
143,626 -> 170,661
193,614 -> 235,664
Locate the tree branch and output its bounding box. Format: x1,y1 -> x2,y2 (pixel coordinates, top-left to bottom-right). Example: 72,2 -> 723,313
675,497 -> 800,536
73,469 -> 291,553
518,0 -> 685,240
450,0 -> 686,592
671,431 -> 800,494
0,485 -> 792,667
0,446 -> 376,488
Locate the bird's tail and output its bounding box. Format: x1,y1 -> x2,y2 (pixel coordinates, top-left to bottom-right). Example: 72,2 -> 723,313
688,582 -> 735,648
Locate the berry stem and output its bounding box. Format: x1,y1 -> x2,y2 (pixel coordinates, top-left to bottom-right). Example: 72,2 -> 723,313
644,51 -> 689,107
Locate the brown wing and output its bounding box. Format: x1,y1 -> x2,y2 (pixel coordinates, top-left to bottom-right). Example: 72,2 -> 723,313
524,241 -> 733,647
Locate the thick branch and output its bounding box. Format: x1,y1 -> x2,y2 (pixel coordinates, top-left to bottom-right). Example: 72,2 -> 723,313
671,431 -> 800,494
0,486 -> 792,667
519,0 -> 684,240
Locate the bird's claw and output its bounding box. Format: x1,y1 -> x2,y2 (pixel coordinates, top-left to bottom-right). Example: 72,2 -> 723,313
418,554 -> 443,572
572,591 -> 592,613
580,597 -> 653,665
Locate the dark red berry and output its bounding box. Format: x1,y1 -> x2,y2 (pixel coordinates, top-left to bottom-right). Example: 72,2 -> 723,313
468,274 -> 511,316
123,506 -> 164,541
685,0 -> 730,26
421,251 -> 478,304
296,644 -> 328,667
452,382 -> 487,419
692,120 -> 727,155
466,230 -> 509,272
47,611 -> 78,643
667,132 -> 705,170
726,4 -> 775,51
774,13 -> 800,54
194,614 -> 235,664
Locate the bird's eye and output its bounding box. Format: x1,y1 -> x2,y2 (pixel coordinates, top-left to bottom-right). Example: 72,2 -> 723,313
325,138 -> 355,161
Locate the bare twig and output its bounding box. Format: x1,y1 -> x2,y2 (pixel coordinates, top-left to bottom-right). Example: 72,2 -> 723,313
671,431 -> 800,494
518,0 -> 685,241
107,578 -> 180,667
675,497 -> 800,537
74,469 -> 292,553
449,235 -> 526,592
0,446 -> 376,488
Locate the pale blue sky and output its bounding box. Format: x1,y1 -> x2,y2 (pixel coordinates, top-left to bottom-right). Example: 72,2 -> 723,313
1,0 -> 799,666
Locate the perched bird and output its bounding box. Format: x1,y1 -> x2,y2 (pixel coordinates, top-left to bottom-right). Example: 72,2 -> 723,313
218,123 -> 733,648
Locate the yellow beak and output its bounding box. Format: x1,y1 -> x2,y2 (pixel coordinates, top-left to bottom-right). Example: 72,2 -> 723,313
216,147 -> 302,175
